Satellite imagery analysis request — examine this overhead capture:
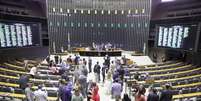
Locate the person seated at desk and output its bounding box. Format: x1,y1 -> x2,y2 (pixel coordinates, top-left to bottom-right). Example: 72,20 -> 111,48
0,83 -> 14,100
49,64 -> 59,74
29,65 -> 38,78
58,60 -> 70,75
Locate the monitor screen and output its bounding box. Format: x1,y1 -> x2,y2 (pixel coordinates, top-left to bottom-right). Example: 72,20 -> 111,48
0,20 -> 41,48
156,24 -> 198,51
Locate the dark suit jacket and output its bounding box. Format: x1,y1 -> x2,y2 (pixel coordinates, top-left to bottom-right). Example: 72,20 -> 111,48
159,90 -> 173,101
147,93 -> 159,101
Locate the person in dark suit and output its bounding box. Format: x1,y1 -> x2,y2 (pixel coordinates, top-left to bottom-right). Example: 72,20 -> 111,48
54,55 -> 59,64
88,57 -> 92,73
94,62 -> 101,83
147,87 -> 159,101
122,93 -> 131,101
159,84 -> 173,101
101,63 -> 107,83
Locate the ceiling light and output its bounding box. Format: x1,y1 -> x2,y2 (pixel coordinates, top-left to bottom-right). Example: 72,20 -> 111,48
161,0 -> 175,2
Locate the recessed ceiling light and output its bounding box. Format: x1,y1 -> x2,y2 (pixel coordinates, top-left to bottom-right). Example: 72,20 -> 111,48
161,0 -> 175,2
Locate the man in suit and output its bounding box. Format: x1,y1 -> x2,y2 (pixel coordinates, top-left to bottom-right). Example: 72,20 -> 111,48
88,57 -> 92,73
159,84 -> 173,101
147,87 -> 159,101
94,62 -> 101,83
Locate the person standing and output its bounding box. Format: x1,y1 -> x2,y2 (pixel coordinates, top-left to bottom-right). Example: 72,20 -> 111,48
135,85 -> 146,101
74,55 -> 79,65
24,60 -> 29,71
159,84 -> 173,101
122,94 -> 131,101
119,66 -> 125,82
105,71 -> 112,95
58,79 -> 66,101
25,83 -> 34,101
111,79 -> 122,101
34,85 -> 48,101
87,82 -> 96,101
110,61 -> 115,74
88,57 -> 92,73
121,55 -> 127,65
147,87 -> 159,101
104,55 -> 110,73
94,62 -> 101,83
83,58 -> 87,66
58,78 -> 73,101
113,70 -> 119,81
54,55 -> 59,64
74,66 -> 81,84
65,78 -> 73,101
46,56 -> 50,64
67,55 -> 73,64
81,65 -> 88,77
78,74 -> 87,98
59,56 -> 62,64
71,87 -> 84,101
101,63 -> 107,83
91,84 -> 100,101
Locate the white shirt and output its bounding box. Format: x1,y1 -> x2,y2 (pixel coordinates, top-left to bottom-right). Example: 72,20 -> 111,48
34,89 -> 48,101
30,67 -> 37,75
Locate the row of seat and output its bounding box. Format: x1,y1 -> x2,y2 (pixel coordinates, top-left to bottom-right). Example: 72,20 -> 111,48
0,91 -> 57,101
0,59 -> 60,100
131,62 -> 184,71
0,85 -> 58,97
130,63 -> 190,73
141,61 -> 180,68
127,61 -> 201,99
127,66 -> 201,81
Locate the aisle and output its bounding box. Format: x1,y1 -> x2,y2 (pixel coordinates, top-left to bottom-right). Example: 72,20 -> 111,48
87,72 -> 129,101
86,55 -> 129,101
85,56 -> 119,101
87,72 -> 115,101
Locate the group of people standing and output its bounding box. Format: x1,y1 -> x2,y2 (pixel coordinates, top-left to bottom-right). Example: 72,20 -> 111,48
20,54 -> 173,101
69,54 -> 126,101
58,55 -> 100,101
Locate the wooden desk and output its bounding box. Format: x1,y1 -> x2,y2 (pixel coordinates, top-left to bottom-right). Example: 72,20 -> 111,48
74,50 -> 122,56
0,92 -> 57,101
173,92 -> 201,99
127,74 -> 201,84
0,74 -> 59,83
130,64 -> 191,74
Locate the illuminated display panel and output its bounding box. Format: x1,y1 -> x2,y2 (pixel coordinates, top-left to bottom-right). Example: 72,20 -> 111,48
156,24 -> 198,51
0,21 -> 41,48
